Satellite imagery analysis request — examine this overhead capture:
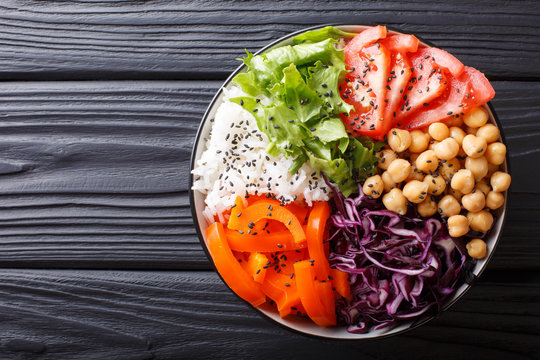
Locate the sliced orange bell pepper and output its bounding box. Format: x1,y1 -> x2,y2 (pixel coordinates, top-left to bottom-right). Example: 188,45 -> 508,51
227,200 -> 306,243
246,252 -> 268,284
225,228 -> 307,252
250,199 -> 310,225
293,260 -> 336,327
261,270 -> 299,318
330,268 -> 351,299
206,222 -> 266,307
227,196 -> 245,229
306,201 -> 332,281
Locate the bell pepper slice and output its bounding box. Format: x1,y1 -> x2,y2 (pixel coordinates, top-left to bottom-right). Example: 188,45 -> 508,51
306,201 -> 332,281
330,268 -> 351,299
225,228 -> 307,252
293,260 -> 336,327
241,252 -> 268,284
227,200 -> 306,243
206,222 -> 266,307
261,270 -> 299,318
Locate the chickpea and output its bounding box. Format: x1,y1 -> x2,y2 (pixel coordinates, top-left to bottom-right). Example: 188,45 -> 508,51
451,169 -> 475,194
447,187 -> 464,202
377,149 -> 398,170
428,140 -> 439,151
382,188 -> 408,215
387,159 -> 411,183
463,107 -> 489,128
434,138 -> 460,160
387,128 -> 412,153
457,147 -> 468,160
417,197 -> 438,217
486,191 -> 504,210
406,163 -> 425,182
490,171 -> 511,192
448,215 -> 469,237
428,122 -> 450,141
363,175 -> 384,199
465,156 -> 488,181
445,116 -> 463,128
461,191 -> 486,213
475,179 -> 491,196
382,171 -> 399,192
465,126 -> 478,135
415,150 -> 439,173
466,239 -> 487,259
462,135 -> 487,158
449,126 -> 466,146
409,130 -> 430,153
440,158 -> 461,181
467,210 -> 494,233
486,162 -> 499,178
424,174 -> 446,196
438,195 -> 462,217
485,142 -> 506,165
403,180 -> 429,204
476,123 -> 500,143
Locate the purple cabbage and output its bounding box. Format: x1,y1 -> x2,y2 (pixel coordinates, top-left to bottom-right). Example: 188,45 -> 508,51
325,179 -> 469,333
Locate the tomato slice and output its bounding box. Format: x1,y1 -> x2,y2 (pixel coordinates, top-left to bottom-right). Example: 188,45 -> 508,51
344,25 -> 387,60
340,43 -> 391,140
379,35 -> 419,125
401,66 -> 495,129
392,48 -> 454,126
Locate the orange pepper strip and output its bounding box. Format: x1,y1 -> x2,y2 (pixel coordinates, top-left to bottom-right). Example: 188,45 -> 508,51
250,199 -> 310,225
293,260 -> 336,327
247,252 -> 268,284
330,268 -> 351,299
261,270 -> 299,318
227,201 -> 306,243
306,201 -> 332,281
224,227 -> 307,252
227,196 -> 245,229
206,222 -> 266,307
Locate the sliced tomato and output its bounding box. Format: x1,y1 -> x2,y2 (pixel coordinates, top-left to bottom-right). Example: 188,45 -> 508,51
379,35 -> 419,125
340,43 -> 391,140
344,25 -> 387,61
418,47 -> 464,77
380,34 -> 419,54
392,48 -> 452,126
401,66 -> 495,129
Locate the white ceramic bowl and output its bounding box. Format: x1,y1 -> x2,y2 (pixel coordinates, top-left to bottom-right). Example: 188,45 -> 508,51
189,25 -> 509,339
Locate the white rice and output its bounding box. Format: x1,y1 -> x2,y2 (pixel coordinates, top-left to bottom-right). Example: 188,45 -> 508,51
192,86 -> 330,224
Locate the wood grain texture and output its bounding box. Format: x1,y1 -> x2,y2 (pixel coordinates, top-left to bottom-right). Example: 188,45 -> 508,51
0,80 -> 537,270
0,0 -> 538,80
0,269 -> 537,360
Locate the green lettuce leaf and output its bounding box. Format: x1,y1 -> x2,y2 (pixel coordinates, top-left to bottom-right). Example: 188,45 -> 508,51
230,26 -> 382,195
292,26 -> 358,44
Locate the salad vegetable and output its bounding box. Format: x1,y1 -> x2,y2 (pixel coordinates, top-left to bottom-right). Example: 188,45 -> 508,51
194,25 -> 509,334
231,26 -> 380,196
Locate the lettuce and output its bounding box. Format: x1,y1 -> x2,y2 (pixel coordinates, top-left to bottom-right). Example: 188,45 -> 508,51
231,26 -> 380,195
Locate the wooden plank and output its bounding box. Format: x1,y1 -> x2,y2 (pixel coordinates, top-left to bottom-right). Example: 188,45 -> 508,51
0,80 -> 536,270
0,0 -> 538,80
0,269 -> 537,360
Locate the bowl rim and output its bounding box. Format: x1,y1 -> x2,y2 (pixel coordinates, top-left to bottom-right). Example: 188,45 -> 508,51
189,23 -> 509,340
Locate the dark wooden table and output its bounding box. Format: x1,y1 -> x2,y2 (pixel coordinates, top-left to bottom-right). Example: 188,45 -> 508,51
0,1 -> 538,359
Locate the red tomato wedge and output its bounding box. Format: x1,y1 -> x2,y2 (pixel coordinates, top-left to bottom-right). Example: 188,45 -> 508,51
379,35 -> 419,125
206,222 -> 266,307
340,42 -> 391,140
343,25 -> 387,60
402,66 -> 495,129
392,48 -> 457,125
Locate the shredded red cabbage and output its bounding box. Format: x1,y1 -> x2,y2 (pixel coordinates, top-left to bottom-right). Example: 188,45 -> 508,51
324,178 -> 469,333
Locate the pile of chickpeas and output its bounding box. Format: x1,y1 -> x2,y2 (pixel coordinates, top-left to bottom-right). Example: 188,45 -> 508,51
362,107 -> 511,260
